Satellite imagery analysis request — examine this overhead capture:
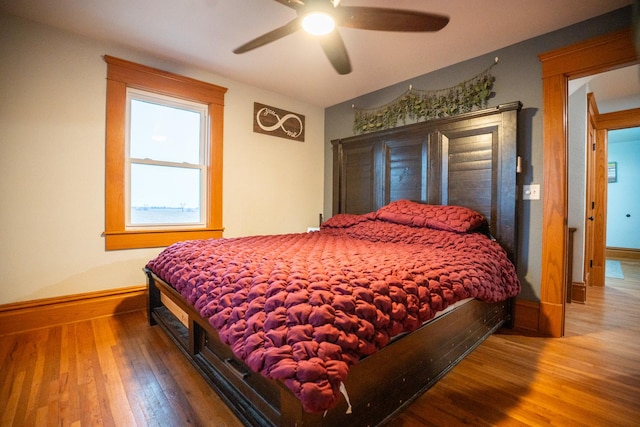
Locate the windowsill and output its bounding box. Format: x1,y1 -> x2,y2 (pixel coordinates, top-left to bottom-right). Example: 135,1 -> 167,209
103,228 -> 224,250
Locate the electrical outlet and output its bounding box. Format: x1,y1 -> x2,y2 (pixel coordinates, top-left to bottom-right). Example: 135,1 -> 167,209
523,184 -> 540,200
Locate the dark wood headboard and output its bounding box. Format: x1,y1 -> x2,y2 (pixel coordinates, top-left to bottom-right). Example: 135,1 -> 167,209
332,101 -> 521,263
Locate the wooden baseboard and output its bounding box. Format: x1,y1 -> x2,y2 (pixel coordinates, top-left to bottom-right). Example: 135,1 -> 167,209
512,298 -> 540,335
571,282 -> 586,304
0,286 -> 147,336
606,247 -> 640,260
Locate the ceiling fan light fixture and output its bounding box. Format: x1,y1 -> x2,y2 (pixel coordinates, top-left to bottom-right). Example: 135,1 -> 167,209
301,12 -> 335,36
234,1 -> 450,75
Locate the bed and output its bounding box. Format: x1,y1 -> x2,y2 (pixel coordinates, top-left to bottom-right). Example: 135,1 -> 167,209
145,101 -> 522,426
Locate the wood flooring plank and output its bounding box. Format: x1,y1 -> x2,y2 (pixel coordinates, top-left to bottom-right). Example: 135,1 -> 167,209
139,333 -> 216,426
41,327 -> 63,425
74,320 -> 109,427
21,328 -> 49,426
132,312 -> 243,426
109,329 -> 153,426
0,334 -> 19,422
91,318 -> 137,426
117,312 -> 187,426
0,368 -> 24,427
59,324 -> 80,427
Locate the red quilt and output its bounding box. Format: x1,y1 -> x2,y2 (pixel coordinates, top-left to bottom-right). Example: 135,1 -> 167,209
146,200 -> 520,413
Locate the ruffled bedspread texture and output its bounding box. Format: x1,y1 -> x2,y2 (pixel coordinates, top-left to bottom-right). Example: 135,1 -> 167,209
146,200 -> 520,413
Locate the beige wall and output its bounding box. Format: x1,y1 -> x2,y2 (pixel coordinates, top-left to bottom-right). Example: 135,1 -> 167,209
0,13 -> 325,304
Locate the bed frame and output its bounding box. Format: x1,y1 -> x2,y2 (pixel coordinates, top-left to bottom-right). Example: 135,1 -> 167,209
146,101 -> 522,426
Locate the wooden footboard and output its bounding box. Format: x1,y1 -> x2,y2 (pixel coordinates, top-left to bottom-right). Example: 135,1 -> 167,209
146,269 -> 512,427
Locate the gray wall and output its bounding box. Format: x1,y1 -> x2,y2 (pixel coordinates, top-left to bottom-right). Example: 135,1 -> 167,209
323,7 -> 633,302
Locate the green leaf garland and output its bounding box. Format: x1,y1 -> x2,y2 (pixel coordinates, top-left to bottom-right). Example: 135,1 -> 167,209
353,62 -> 497,134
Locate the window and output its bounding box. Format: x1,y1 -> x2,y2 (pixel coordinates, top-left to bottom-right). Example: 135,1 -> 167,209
127,90 -> 207,228
104,56 -> 226,250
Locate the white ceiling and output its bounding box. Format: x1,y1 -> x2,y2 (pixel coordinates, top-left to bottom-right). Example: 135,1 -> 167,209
0,0 -> 635,107
571,65 -> 640,114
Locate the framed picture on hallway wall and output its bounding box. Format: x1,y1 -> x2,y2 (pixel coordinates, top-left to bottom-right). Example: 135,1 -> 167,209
608,162 -> 617,183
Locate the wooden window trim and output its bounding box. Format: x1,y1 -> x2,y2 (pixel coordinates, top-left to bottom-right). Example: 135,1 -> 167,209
104,55 -> 227,250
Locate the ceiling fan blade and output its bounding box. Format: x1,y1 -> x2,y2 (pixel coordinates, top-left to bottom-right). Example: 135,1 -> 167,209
338,7 -> 449,32
318,30 -> 351,75
233,18 -> 301,54
272,0 -> 304,10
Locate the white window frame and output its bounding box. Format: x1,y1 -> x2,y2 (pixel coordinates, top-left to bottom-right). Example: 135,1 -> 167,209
124,88 -> 209,230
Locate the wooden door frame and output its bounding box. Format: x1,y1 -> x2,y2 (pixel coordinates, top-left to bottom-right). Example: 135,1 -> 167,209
584,93 -> 607,290
538,28 -> 638,337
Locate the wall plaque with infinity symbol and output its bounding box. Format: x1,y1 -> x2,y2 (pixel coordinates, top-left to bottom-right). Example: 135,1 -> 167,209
253,102 -> 305,142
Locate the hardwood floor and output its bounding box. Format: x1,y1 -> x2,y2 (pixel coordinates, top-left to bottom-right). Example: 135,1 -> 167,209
0,312 -> 243,427
395,259 -> 640,426
1,261 -> 638,426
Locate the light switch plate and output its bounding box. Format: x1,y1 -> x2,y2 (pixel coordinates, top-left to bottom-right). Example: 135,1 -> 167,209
523,184 -> 540,200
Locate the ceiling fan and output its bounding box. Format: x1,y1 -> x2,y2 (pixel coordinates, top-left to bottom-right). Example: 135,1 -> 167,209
233,0 -> 449,75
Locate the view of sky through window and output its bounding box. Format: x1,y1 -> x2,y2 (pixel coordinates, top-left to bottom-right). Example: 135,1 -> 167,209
128,97 -> 206,225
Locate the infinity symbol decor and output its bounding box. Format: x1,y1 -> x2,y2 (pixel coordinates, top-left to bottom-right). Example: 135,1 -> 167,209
253,102 -> 305,141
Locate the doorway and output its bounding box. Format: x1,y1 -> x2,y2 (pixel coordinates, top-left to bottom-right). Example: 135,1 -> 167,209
567,85 -> 640,308
538,28 -> 639,337
572,65 -> 640,295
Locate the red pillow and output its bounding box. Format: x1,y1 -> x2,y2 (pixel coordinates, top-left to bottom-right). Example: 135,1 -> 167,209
321,212 -> 376,229
376,199 -> 487,233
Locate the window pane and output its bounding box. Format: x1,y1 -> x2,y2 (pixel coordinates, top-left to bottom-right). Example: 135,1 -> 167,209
130,164 -> 202,225
129,99 -> 201,164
